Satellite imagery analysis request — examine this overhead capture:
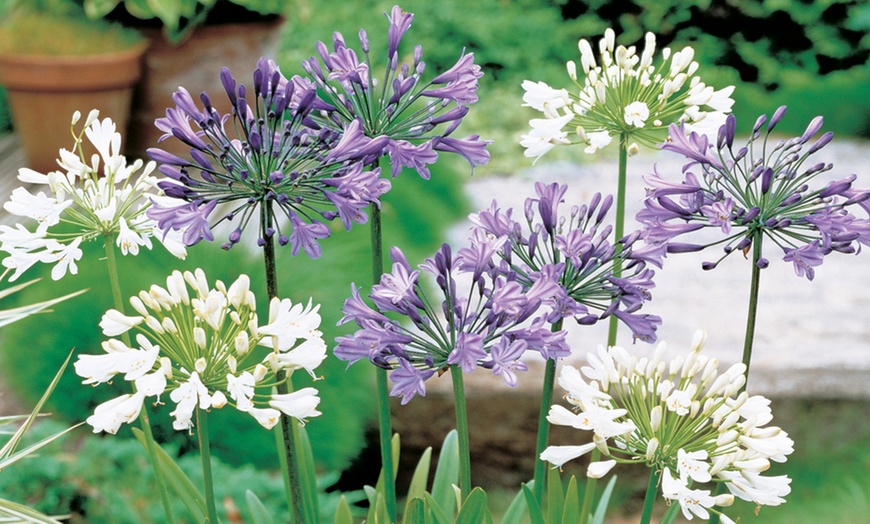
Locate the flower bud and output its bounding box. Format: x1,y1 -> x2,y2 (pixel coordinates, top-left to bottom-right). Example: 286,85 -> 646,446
211,390 -> 227,409
194,358 -> 207,374
253,364 -> 268,383
227,355 -> 237,374
645,437 -> 660,460
194,327 -> 207,350
235,331 -> 250,356
162,317 -> 178,334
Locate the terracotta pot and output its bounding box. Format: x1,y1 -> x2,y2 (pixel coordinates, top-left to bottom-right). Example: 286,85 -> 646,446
0,45 -> 146,173
127,17 -> 284,159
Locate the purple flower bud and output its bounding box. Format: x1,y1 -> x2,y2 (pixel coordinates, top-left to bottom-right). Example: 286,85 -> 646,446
701,261 -> 717,270
752,114 -> 767,134
666,242 -> 705,253
807,131 -> 834,154
761,167 -> 774,194
358,29 -> 369,53
819,175 -> 856,198
768,105 -> 787,132
800,116 -> 824,143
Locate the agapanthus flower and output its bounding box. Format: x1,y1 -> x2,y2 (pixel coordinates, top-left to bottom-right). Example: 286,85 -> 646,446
147,58 -> 391,256
302,5 -> 491,178
542,331 -> 794,521
521,29 -> 734,160
335,244 -> 569,403
637,107 -> 870,280
0,111 -> 187,281
468,182 -> 662,342
74,268 -> 325,433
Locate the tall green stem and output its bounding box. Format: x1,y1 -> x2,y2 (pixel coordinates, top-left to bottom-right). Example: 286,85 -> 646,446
740,231 -> 764,393
710,231 -> 765,524
606,133 -> 629,347
370,195 -> 398,522
450,365 -> 472,499
532,319 -> 563,502
638,467 -> 661,524
578,448 -> 600,524
196,408 -> 219,524
263,230 -> 307,524
103,236 -> 176,524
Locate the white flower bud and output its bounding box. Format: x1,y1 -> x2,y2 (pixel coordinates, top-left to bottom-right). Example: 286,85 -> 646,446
194,327 -> 207,350
717,429 -> 739,447
587,459 -> 617,479
71,110 -> 81,125
227,356 -> 237,374
566,60 -> 577,80
145,316 -> 164,334
627,143 -> 640,156
645,437 -> 659,461
211,390 -> 227,409
129,296 -> 149,316
235,331 -> 250,356
230,311 -> 242,325
162,317 -> 177,334
253,364 -> 268,383
649,405 -> 662,432
194,357 -> 207,374
160,357 -> 172,377
84,109 -> 100,128
712,494 -> 734,507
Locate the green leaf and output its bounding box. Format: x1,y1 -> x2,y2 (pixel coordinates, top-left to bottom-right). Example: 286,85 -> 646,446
497,486 -> 528,524
333,495 -> 354,524
521,483 -> 545,524
82,0 -> 124,18
422,493 -> 452,524
132,427 -> 206,522
456,487 -> 490,524
375,432 -> 401,494
590,476 -> 617,524
561,476 -> 580,524
295,424 -> 320,524
0,497 -> 65,523
404,498 -> 427,524
547,468 -> 564,524
245,490 -> 276,524
430,430 -> 459,519
404,446 -> 432,518
0,349 -> 74,461
364,485 -> 380,524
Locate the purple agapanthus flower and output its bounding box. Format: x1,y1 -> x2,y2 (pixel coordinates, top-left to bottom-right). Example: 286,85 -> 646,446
146,58 -> 392,257
637,107 -> 870,280
468,182 -> 662,343
302,5 -> 491,179
335,244 -> 569,403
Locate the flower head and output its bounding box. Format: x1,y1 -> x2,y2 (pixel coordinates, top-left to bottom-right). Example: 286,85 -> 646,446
147,58 -> 390,257
75,269 -> 325,433
302,5 -> 491,178
521,29 -> 734,160
468,182 -> 662,342
0,111 -> 186,281
542,332 -> 794,520
637,108 -> 870,279
336,244 -> 568,403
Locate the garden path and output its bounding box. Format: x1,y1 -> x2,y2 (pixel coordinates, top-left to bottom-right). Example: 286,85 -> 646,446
448,139 -> 870,400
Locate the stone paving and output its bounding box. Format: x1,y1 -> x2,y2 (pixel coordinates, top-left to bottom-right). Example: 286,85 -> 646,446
447,139 -> 870,400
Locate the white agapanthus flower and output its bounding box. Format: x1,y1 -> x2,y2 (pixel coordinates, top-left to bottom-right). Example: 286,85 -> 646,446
541,331 -> 793,522
74,268 -> 326,433
520,29 -> 735,159
0,110 -> 186,281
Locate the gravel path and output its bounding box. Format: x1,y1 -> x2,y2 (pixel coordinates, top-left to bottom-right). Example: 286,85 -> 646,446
448,139 -> 870,399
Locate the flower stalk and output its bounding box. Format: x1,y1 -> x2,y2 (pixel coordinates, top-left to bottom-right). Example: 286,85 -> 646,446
103,234 -> 176,524
370,195 -> 398,522
607,132 -> 630,346
196,408 -> 219,524
639,467 -> 661,524
532,318 -> 562,502
450,364 -> 472,499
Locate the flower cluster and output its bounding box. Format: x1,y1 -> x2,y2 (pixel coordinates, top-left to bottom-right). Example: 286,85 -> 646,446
335,244 -> 569,403
74,268 -> 326,433
638,108 -> 870,280
302,5 -> 491,178
468,182 -> 662,342
542,332 -> 793,522
521,29 -> 734,160
147,58 -> 391,257
0,111 -> 186,281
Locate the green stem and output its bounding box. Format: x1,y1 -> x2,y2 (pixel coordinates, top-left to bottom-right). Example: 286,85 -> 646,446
639,467 -> 661,524
578,448 -> 600,524
103,236 -> 176,524
710,231 -> 764,524
740,231 -> 764,393
606,133 -> 629,347
263,231 -> 307,524
196,408 -> 219,524
532,319 -> 563,502
370,198 -> 398,522
450,365 -> 472,499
